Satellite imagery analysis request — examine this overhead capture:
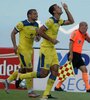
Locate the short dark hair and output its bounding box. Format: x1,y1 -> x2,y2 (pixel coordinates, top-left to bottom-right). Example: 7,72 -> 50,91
79,21 -> 88,26
49,4 -> 56,15
27,9 -> 36,17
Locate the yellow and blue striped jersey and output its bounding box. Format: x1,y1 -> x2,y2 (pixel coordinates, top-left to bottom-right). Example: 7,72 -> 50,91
41,17 -> 64,47
15,20 -> 39,51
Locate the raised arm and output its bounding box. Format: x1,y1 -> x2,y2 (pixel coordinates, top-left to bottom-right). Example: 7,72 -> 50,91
61,2 -> 74,25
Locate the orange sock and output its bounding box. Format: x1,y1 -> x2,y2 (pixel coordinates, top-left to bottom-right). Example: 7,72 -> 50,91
56,81 -> 63,89
82,72 -> 90,90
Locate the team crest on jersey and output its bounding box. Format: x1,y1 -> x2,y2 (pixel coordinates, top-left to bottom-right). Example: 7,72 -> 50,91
78,40 -> 81,44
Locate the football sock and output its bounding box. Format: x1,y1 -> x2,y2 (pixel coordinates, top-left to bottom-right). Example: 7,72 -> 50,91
20,71 -> 37,80
8,71 -> 18,83
43,74 -> 56,96
82,72 -> 90,90
26,78 -> 33,89
56,81 -> 63,88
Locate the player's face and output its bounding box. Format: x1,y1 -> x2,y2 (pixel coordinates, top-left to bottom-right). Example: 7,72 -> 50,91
54,5 -> 63,15
29,11 -> 38,21
79,22 -> 88,34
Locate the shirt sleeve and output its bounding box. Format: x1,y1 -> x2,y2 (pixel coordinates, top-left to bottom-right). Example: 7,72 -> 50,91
70,31 -> 77,42
44,18 -> 54,29
15,22 -> 24,32
58,19 -> 64,26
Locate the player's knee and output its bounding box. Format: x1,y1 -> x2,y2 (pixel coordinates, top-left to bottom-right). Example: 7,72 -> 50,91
37,69 -> 49,78
40,71 -> 49,78
38,69 -> 49,78
50,65 -> 59,76
80,65 -> 87,73
19,68 -> 26,73
51,71 -> 58,76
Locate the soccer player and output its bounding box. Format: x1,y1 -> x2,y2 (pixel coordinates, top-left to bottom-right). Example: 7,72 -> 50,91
16,2 -> 74,99
3,9 -> 40,97
55,22 -> 90,92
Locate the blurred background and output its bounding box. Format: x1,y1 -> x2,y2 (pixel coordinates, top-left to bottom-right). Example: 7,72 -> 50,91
0,0 -> 90,50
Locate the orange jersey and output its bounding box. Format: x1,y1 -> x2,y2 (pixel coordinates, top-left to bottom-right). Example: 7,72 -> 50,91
70,30 -> 87,53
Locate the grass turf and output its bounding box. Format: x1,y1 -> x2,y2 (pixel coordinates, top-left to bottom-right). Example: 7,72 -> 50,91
0,89 -> 90,100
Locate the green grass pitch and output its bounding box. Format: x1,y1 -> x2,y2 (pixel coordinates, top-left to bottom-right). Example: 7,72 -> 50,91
0,89 -> 90,100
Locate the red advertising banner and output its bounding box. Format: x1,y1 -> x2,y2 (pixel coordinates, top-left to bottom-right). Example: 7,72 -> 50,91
0,48 -> 20,89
